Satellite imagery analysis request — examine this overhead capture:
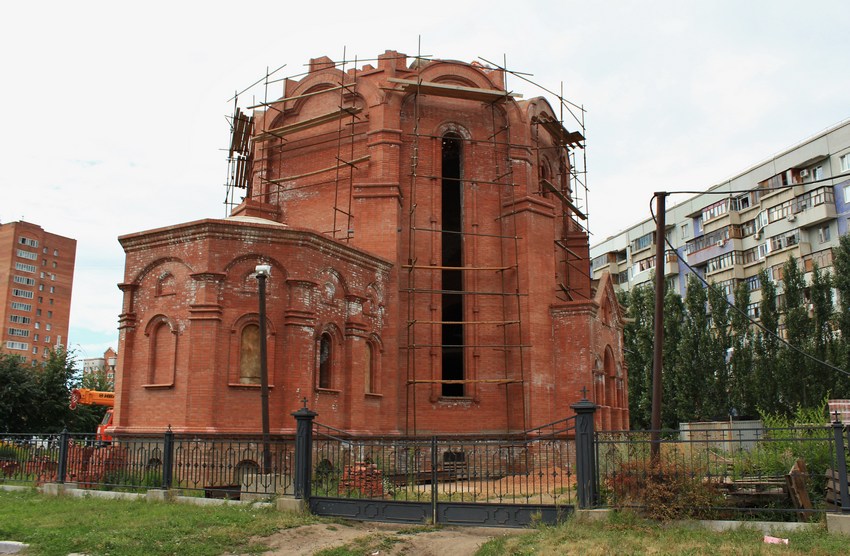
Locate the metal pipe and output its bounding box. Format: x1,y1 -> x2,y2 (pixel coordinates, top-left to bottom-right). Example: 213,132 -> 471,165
256,265 -> 272,475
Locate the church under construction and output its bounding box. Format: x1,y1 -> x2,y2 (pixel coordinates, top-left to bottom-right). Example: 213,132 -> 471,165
112,50 -> 627,437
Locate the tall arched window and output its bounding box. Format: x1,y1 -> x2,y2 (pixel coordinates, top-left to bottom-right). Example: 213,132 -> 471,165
318,333 -> 332,389
441,132 -> 464,397
239,324 -> 261,385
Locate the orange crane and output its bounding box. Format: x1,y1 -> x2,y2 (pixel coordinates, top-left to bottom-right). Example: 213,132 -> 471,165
70,389 -> 115,441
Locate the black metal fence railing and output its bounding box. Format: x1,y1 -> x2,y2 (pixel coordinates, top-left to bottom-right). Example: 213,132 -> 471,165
0,431 -> 294,499
2,401 -> 847,524
310,423 -> 577,507
595,420 -> 850,519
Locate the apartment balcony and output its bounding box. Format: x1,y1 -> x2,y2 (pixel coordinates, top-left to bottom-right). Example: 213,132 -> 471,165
686,240 -> 733,267
664,252 -> 679,276
791,202 -> 836,229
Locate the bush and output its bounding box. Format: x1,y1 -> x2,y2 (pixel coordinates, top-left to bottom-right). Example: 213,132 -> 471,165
606,459 -> 723,520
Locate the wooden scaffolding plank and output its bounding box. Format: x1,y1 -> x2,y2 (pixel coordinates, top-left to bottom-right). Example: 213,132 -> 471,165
387,77 -> 521,102
253,106 -> 362,143
535,115 -> 585,149
402,264 -> 512,271
407,379 -> 522,385
542,179 -> 587,220
268,155 -> 370,183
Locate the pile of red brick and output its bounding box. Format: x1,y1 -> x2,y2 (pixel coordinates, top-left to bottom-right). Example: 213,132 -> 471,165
338,462 -> 385,497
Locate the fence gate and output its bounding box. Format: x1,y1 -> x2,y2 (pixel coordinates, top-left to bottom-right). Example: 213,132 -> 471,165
301,408 -> 596,528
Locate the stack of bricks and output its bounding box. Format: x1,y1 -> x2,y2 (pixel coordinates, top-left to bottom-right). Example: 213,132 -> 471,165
338,462 -> 384,497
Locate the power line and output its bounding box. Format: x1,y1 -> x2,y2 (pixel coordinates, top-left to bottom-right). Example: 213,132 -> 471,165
648,194 -> 850,379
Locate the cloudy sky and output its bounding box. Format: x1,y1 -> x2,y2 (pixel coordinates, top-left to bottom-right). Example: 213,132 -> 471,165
2,1 -> 848,359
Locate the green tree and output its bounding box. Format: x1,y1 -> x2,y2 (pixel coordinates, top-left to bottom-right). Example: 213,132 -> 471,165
833,234 -> 850,373
780,256 -> 811,407
623,285 -> 654,429
707,281 -> 731,419
674,275 -> 714,421
0,348 -> 98,433
754,269 -> 781,415
662,287 -> 685,428
728,281 -> 756,417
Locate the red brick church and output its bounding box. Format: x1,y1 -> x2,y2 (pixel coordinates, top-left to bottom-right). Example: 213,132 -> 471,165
112,51 -> 627,437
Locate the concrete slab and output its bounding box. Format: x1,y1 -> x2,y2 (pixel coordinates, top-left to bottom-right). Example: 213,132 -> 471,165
826,513 -> 850,536
0,541 -> 29,554
276,496 -> 307,513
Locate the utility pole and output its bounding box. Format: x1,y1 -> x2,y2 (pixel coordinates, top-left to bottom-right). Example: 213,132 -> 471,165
651,192 -> 667,462
256,264 -> 272,475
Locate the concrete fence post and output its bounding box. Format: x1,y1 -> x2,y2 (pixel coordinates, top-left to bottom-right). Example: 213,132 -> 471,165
833,418 -> 850,513
292,405 -> 317,500
571,397 -> 598,509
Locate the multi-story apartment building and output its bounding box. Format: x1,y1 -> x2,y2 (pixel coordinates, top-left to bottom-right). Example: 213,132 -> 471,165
82,347 -> 117,385
0,221 -> 77,364
591,119 -> 850,316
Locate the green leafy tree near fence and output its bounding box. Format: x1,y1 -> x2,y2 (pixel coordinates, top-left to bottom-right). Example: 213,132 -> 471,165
0,349 -> 104,433
620,248 -> 850,428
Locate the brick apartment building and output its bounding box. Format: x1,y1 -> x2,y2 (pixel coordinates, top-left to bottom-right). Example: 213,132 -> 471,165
0,221 -> 76,364
113,51 -> 627,437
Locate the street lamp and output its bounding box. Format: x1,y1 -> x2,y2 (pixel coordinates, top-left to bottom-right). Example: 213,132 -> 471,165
255,264 -> 272,475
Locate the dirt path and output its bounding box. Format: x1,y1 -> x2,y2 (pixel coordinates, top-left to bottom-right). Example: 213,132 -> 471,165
250,521 -> 521,555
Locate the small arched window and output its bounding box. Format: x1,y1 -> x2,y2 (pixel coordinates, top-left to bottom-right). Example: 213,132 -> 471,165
239,324 -> 261,385
318,333 -> 332,389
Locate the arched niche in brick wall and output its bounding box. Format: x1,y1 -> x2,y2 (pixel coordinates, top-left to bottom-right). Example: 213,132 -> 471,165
143,314 -> 178,388
227,312 -> 277,388
314,323 -> 343,392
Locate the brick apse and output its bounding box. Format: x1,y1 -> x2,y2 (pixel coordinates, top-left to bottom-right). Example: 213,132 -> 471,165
113,51 -> 628,437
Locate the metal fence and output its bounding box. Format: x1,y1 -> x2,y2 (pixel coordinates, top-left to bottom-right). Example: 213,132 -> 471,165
595,420 -> 850,519
0,430 -> 294,498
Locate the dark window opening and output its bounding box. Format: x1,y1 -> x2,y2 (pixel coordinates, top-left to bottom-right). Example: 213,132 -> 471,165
441,133 -> 464,397
318,333 -> 332,389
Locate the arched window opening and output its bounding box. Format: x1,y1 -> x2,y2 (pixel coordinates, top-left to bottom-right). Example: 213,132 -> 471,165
441,132 -> 464,397
239,324 -> 261,385
318,333 -> 332,389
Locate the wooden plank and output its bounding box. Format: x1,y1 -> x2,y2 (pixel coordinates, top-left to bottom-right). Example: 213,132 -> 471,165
387,77 -> 521,102
542,179 -> 587,220
268,155 -> 370,183
785,458 -> 813,522
253,107 -> 362,143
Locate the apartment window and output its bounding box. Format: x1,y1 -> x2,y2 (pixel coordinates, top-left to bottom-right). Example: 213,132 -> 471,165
18,237 -> 38,247
631,232 -> 654,252
38,284 -> 44,291
38,296 -> 43,303
42,259 -> 46,266
47,310 -> 53,319
53,249 -> 58,257
702,199 -> 729,222
42,247 -> 47,254
812,166 -> 823,180
49,286 -> 55,293
13,276 -> 36,286
50,274 -> 55,281
16,249 -> 37,261
49,299 -> 53,305
818,225 -> 831,243
14,262 -> 36,273
844,184 -> 850,204
45,336 -> 50,343
34,322 -> 40,329
744,275 -> 761,291
11,302 -> 32,312
680,222 -> 689,239
52,262 -> 56,269
746,303 -> 761,319
9,315 -> 31,324
591,254 -> 609,271
46,324 -> 51,331
841,154 -> 850,173
36,309 -> 41,316
5,341 -> 28,351
12,289 -> 34,299
32,347 -> 38,354
8,328 -> 29,337
33,334 -> 38,342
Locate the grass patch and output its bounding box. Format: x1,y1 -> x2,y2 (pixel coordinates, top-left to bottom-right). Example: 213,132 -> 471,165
0,489 -> 321,556
478,512 -> 849,555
